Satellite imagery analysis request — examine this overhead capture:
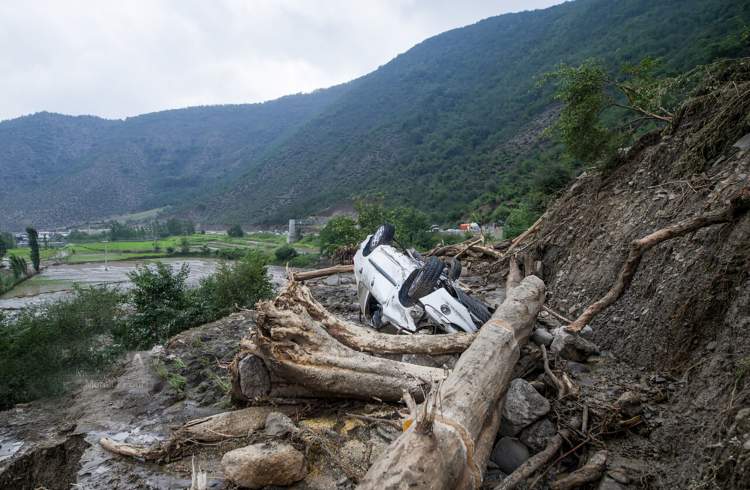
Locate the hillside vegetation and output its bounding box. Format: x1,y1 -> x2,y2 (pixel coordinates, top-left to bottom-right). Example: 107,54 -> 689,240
0,0 -> 748,230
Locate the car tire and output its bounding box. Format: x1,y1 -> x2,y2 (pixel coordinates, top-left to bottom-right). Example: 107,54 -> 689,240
406,257 -> 445,301
455,288 -> 491,324
448,257 -> 462,281
363,223 -> 395,256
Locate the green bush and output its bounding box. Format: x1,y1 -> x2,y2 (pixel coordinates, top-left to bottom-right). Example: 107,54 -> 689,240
319,216 -> 363,256
227,224 -> 244,238
287,253 -> 320,268
197,251 -> 274,316
0,286 -> 125,409
116,262 -> 191,348
274,244 -> 298,262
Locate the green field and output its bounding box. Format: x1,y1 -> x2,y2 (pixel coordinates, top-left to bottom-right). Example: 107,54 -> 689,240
5,232 -> 320,266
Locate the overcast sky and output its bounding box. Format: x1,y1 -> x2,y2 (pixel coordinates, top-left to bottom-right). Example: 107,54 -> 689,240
0,0 -> 563,121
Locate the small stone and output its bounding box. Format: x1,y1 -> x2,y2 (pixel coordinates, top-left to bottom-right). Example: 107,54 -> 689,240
733,132 -> 750,150
598,476 -> 627,490
519,418 -> 556,453
743,438 -> 750,451
706,341 -> 717,351
615,391 -> 642,418
265,412 -> 298,437
565,361 -> 590,376
221,442 -> 307,489
490,437 -> 530,473
736,408 -> 750,433
531,328 -> 554,347
323,274 -> 340,286
500,379 -> 551,436
580,325 -> 594,339
607,468 -> 630,484
551,328 -> 599,362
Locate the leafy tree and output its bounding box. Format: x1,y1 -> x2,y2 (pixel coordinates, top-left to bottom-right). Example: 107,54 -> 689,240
0,235 -> 6,261
274,244 -> 299,262
227,224 -> 244,238
26,228 -> 40,272
319,216 -> 362,256
504,204 -> 536,239
543,58 -> 675,165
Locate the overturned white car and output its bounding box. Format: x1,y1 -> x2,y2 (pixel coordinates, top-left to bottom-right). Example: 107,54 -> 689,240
353,224 -> 492,334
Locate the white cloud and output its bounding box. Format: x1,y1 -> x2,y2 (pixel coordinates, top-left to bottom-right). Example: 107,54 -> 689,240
0,0 -> 562,120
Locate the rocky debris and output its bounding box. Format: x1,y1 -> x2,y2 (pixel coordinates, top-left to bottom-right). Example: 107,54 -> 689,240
221,441 -> 307,489
501,378 -> 551,436
520,418 -> 557,453
265,412 -> 298,438
597,475 -> 628,490
490,437 -> 530,474
614,391 -> 642,419
550,328 -> 599,362
735,407 -> 750,434
531,327 -> 554,346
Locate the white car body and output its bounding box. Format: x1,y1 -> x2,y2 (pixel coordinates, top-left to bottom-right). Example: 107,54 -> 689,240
353,238 -> 478,333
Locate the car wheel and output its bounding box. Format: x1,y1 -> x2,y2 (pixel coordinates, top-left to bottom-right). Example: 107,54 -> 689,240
455,287 -> 491,324
406,257 -> 445,301
448,257 -> 462,281
363,223 -> 395,256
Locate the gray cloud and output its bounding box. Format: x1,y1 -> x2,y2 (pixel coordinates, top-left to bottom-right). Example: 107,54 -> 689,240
0,0 -> 562,121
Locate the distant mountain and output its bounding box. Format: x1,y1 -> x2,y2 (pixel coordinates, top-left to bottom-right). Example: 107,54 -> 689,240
1,0 -> 748,230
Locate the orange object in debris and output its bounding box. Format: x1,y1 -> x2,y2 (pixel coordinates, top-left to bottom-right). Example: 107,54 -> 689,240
459,223 -> 471,231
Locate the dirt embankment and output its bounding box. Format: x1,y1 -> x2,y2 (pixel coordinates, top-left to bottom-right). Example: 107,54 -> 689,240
534,59 -> 750,488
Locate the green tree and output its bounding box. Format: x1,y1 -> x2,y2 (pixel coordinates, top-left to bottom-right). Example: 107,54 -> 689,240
227,224 -> 244,238
319,216 -> 362,256
26,227 -> 40,272
543,58 -> 674,165
0,235 -> 6,261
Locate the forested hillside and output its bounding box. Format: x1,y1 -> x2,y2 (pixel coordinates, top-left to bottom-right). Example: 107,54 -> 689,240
1,0 -> 748,229
0,88 -> 346,229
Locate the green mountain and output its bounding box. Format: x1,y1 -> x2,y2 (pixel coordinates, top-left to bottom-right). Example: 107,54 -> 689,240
1,0 -> 747,230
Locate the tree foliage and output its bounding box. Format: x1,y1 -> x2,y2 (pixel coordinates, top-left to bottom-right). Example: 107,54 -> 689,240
227,224 -> 244,238
25,228 -> 40,272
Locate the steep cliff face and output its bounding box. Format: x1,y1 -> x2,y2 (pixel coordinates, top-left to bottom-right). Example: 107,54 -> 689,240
537,59 -> 750,487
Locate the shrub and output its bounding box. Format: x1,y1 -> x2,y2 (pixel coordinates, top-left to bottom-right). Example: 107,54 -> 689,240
319,216 -> 362,256
180,237 -> 190,254
227,224 -> 244,238
0,286 -> 125,409
274,244 -> 298,262
287,253 -> 320,268
117,262 -> 191,348
197,251 -> 274,316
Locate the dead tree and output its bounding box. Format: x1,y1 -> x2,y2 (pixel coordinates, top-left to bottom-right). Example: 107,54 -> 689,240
567,188 -> 750,332
358,259 -> 545,489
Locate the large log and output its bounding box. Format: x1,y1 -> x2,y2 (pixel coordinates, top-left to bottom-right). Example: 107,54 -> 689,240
292,264 -> 353,281
358,270 -> 546,489
271,281 -> 475,355
232,289 -> 448,403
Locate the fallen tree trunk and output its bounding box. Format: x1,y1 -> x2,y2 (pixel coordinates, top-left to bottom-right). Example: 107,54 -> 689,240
358,266 -> 545,489
232,285 -> 449,403
293,264 -> 353,281
567,188 -> 750,332
269,281 -> 475,355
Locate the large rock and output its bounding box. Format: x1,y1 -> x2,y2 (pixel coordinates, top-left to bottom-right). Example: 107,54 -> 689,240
490,437 -> 530,473
221,442 -> 307,489
551,328 -> 599,361
500,379 -> 551,436
519,418 -> 556,453
531,328 -> 554,347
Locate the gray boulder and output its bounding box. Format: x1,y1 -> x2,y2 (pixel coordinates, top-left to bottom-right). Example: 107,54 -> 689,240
490,437 -> 530,474
221,442 -> 307,489
531,328 -> 554,347
551,328 -> 599,361
500,379 -> 551,436
519,418 -> 556,453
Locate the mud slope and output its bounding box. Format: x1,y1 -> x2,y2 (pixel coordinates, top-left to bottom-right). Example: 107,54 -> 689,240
536,59 -> 750,488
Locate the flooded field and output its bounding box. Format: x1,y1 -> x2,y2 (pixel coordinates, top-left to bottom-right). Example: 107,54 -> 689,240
0,259 -> 289,310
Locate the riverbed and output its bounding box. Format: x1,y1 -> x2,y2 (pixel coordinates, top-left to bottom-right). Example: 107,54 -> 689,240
0,259 -> 288,310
